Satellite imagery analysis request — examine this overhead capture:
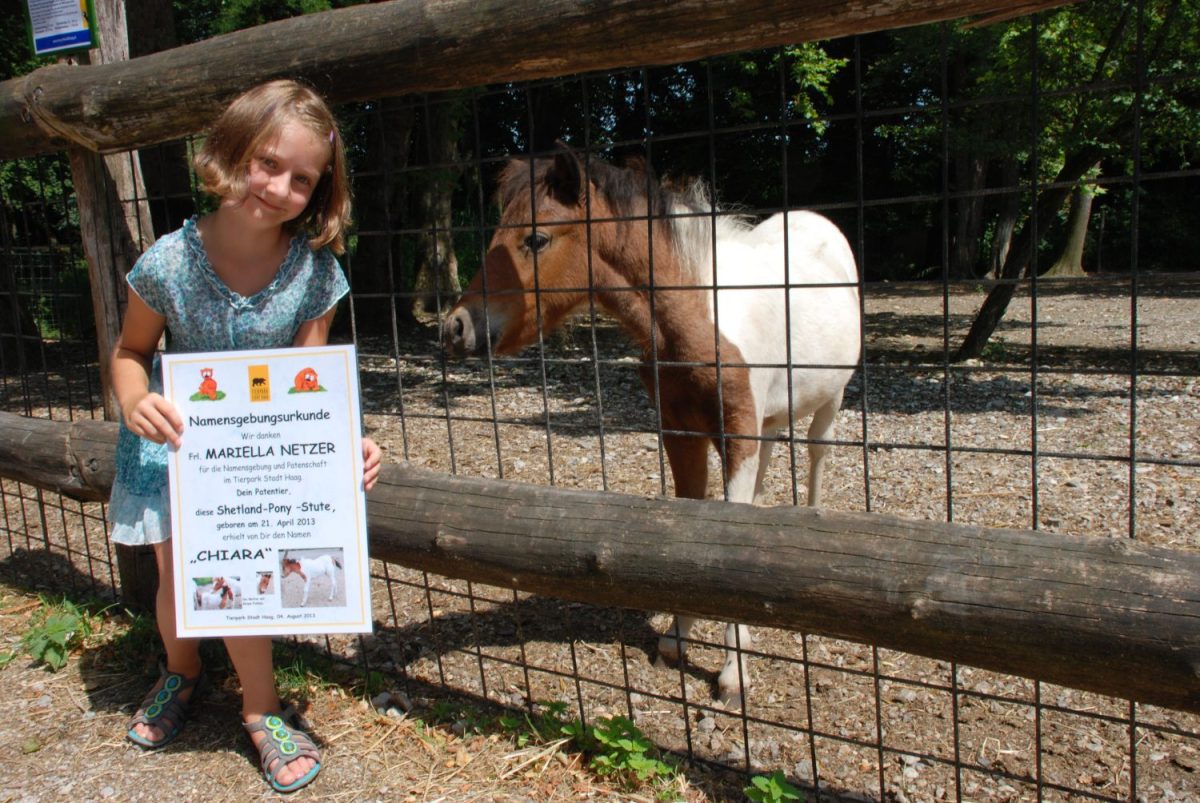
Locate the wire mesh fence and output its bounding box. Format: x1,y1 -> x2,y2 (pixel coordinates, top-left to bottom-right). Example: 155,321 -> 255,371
2,3 -> 1200,800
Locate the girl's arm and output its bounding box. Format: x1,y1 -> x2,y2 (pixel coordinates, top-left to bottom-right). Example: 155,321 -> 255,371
112,292 -> 184,448
292,307 -> 337,347
293,308 -> 382,491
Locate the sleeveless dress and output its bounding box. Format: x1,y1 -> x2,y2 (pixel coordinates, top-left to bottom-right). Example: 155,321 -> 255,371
108,216 -> 350,546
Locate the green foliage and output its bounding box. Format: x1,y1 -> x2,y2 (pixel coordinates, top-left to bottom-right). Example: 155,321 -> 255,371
356,668 -> 387,698
0,0 -> 55,81
745,770 -> 805,802
562,714 -> 677,788
781,43 -> 849,135
271,652 -> 338,699
497,702 -> 684,796
17,254 -> 93,341
173,0 -> 369,41
498,699 -> 570,748
11,596 -> 101,671
425,697 -> 492,735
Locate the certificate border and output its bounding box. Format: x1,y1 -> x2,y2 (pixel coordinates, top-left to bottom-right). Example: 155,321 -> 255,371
164,344 -> 371,637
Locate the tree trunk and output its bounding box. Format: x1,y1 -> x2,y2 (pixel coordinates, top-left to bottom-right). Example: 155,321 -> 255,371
410,95 -> 463,318
1043,168 -> 1100,278
987,157 -> 1021,279
955,147 -> 1101,362
0,209 -> 46,374
348,99 -> 415,307
951,153 -> 987,278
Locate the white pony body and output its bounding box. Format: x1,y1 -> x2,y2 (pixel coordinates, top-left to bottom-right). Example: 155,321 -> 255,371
283,554 -> 342,606
657,202 -> 861,703
678,204 -> 861,506
194,588 -> 223,610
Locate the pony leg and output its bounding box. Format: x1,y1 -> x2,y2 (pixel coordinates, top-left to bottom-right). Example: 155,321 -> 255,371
717,622 -> 752,708
752,438 -> 775,505
328,567 -> 337,601
805,389 -> 844,507
301,577 -> 311,606
657,434 -> 708,664
657,615 -> 698,665
663,433 -> 709,499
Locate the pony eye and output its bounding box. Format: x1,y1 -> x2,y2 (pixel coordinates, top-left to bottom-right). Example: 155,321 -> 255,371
523,231 -> 550,252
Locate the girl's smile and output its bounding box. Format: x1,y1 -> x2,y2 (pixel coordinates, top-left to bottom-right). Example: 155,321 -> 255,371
236,121 -> 330,225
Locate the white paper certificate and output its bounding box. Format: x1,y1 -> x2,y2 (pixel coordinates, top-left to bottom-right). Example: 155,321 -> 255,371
162,345 -> 372,638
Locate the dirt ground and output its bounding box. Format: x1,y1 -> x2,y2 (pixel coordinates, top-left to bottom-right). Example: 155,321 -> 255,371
1,275 -> 1198,801
0,571 -> 733,802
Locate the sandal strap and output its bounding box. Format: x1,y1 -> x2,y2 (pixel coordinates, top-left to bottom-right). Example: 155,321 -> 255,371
244,710 -> 321,777
129,666 -> 203,730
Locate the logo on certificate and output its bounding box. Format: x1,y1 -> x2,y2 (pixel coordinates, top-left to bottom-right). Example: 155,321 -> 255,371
291,367 -> 324,393
248,365 -> 271,402
189,367 -> 226,402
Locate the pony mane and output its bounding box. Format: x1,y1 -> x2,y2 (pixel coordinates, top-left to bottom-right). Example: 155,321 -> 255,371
495,151 -> 752,290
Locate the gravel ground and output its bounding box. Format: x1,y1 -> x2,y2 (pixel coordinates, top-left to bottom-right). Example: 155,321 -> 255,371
1,275 -> 1198,801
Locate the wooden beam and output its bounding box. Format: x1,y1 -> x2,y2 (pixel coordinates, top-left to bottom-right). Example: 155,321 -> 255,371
0,0 -> 1079,160
0,413 -> 115,502
1,409 -> 1197,713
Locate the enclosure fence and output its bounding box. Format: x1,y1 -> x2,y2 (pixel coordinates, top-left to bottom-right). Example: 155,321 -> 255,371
2,0 -> 1200,800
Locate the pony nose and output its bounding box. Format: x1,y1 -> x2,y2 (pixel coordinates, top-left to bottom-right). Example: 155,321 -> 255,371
442,307 -> 475,356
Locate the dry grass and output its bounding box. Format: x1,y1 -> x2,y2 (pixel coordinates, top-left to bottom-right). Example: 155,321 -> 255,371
0,582 -> 724,801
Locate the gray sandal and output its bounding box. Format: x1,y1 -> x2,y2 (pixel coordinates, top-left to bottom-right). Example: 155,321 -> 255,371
126,663 -> 205,750
243,707 -> 322,793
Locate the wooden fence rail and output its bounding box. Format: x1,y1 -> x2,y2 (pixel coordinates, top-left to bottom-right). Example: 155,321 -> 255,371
2,409 -> 1198,714
0,0 -> 1077,160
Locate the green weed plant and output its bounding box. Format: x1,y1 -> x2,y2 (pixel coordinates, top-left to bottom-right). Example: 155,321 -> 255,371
745,770 -> 805,802
2,595 -> 102,671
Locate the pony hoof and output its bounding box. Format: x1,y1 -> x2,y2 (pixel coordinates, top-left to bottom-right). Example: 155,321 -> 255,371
716,684 -> 745,710
656,637 -> 684,665
717,665 -> 747,710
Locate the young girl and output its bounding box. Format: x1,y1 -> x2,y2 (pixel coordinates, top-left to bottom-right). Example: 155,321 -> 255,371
108,79 -> 381,794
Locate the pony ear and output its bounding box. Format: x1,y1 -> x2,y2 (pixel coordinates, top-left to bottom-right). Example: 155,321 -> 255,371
546,141 -> 584,206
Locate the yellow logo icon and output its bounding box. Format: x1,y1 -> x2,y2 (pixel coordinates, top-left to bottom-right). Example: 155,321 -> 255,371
248,365 -> 271,402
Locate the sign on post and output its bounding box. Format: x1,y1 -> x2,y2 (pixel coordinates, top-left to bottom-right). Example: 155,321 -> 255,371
26,0 -> 97,56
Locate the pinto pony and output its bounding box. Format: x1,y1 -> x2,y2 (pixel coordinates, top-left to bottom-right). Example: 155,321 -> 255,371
442,146 -> 861,706
281,554 -> 342,606
194,588 -> 223,610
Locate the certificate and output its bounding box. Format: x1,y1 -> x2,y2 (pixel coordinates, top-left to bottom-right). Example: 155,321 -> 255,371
162,345 -> 372,638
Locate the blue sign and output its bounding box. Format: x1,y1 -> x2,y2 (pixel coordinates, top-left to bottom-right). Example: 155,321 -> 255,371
27,0 -> 96,57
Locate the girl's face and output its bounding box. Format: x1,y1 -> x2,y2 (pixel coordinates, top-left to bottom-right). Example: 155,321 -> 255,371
233,120 -> 330,227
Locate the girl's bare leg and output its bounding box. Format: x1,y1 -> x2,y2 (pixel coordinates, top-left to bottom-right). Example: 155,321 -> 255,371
130,541 -> 203,743
225,635 -> 317,787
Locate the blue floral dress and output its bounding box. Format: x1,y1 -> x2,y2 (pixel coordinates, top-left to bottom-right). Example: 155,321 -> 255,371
108,216 -> 350,545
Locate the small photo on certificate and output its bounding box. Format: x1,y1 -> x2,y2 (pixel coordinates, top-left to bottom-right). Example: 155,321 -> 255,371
279,548 -> 347,608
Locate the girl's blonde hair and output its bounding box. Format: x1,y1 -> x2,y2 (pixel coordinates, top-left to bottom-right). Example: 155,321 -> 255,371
193,80 -> 352,254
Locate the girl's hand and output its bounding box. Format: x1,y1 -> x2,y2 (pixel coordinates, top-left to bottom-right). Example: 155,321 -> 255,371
123,392 -> 184,448
361,437 -> 382,492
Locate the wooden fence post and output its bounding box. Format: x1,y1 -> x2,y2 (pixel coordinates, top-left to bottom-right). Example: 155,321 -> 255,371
69,0 -> 158,611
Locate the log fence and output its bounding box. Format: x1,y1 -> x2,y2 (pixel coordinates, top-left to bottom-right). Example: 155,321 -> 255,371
3,409 -> 1198,714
